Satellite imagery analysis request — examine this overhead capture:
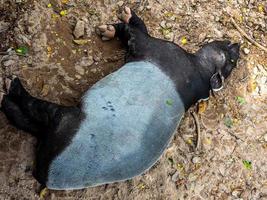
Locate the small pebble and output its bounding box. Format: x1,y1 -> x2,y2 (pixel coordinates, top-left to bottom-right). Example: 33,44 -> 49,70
75,65 -> 85,75
90,68 -> 97,73
171,171 -> 179,182
160,21 -> 166,28
117,1 -> 124,6
243,48 -> 250,54
164,32 -> 174,40
146,5 -> 152,10
73,20 -> 85,39
3,60 -> 16,67
192,156 -> 201,164
232,189 -> 242,197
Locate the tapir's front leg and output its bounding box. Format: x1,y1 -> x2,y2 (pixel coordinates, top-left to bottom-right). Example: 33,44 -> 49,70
96,6 -> 149,61
97,6 -> 148,40
117,6 -> 148,34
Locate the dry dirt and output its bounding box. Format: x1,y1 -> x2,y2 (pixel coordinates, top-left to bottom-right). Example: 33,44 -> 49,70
0,0 -> 266,200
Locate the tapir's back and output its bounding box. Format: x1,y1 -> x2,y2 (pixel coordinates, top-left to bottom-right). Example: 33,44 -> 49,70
47,61 -> 184,189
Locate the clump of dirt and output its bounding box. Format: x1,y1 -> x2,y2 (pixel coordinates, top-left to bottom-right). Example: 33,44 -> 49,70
0,0 -> 266,199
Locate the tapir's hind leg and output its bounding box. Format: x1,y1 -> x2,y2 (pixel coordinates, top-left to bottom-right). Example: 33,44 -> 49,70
1,77 -> 78,137
1,94 -> 41,135
8,78 -> 73,126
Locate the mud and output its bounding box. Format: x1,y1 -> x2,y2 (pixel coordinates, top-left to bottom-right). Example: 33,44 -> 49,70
0,0 -> 266,199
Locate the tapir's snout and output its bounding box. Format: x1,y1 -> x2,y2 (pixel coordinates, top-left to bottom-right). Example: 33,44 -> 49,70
219,41 -> 241,79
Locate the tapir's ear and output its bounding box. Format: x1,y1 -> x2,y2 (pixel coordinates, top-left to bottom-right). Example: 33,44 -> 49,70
210,72 -> 224,92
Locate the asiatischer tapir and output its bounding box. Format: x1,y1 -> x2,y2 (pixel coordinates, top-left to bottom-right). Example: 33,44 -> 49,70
0,6 -> 240,190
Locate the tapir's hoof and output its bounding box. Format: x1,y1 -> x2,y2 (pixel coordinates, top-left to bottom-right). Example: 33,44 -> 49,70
96,25 -> 116,41
118,6 -> 132,23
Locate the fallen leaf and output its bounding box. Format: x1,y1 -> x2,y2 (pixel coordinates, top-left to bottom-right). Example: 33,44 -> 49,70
242,160 -> 252,170
51,13 -> 59,19
258,5 -> 264,13
236,96 -> 246,105
164,12 -> 174,18
16,46 -> 28,55
224,117 -> 233,128
181,37 -> 187,45
47,46 -> 52,53
186,138 -> 193,145
161,28 -> 172,36
39,187 -> 48,199
60,10 -> 67,16
166,99 -> 173,106
138,183 -> 147,190
73,39 -> 90,45
247,80 -> 257,93
176,163 -> 184,171
204,138 -> 212,145
198,101 -> 208,113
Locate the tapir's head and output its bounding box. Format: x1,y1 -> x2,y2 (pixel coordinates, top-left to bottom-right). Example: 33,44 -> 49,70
196,40 -> 240,91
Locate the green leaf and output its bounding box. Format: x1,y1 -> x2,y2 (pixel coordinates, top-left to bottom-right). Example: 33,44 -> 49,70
166,99 -> 173,106
242,160 -> 252,170
15,46 -> 28,55
236,96 -> 246,105
224,117 -> 233,128
168,157 -> 174,165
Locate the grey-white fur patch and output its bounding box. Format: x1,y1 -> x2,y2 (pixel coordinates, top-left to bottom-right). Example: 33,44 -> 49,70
47,61 -> 184,190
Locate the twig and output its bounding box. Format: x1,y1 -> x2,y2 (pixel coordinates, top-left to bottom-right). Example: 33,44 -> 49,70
230,17 -> 267,53
228,131 -> 244,142
191,111 -> 201,151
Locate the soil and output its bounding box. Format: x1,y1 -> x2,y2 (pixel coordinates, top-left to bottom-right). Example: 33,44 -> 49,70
0,0 -> 266,200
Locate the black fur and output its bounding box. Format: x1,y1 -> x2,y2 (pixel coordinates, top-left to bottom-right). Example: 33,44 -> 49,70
112,18 -> 239,109
0,78 -> 85,184
0,9 -> 240,186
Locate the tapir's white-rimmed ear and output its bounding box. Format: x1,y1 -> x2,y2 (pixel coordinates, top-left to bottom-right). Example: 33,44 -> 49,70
210,72 -> 224,92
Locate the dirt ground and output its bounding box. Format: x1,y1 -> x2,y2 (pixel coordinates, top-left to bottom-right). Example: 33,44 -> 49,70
0,0 -> 266,199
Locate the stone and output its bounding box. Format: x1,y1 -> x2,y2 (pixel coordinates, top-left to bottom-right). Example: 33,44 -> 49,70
192,156 -> 201,164
73,20 -> 85,39
75,65 -> 85,75
90,68 -> 97,73
232,189 -> 242,197
160,21 -> 167,28
164,32 -> 174,40
41,85 -> 50,96
117,1 -> 124,6
93,53 -> 101,62
171,171 -> 179,182
3,60 -> 16,67
79,56 -> 94,67
198,32 -> 206,42
243,48 -> 250,54
0,21 -> 10,32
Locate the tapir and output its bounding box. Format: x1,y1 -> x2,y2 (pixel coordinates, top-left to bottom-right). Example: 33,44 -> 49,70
0,6 -> 240,190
